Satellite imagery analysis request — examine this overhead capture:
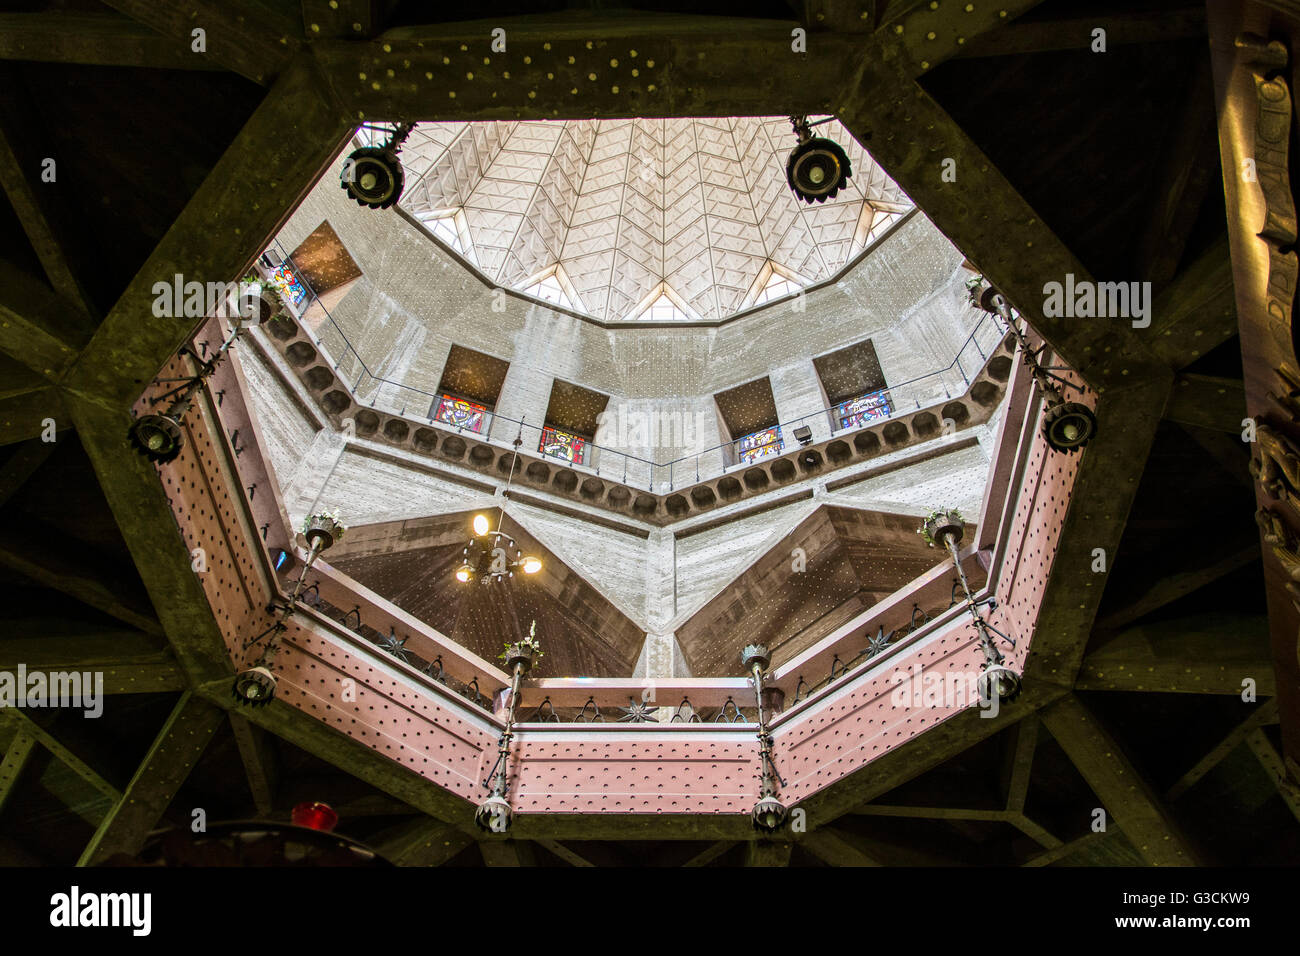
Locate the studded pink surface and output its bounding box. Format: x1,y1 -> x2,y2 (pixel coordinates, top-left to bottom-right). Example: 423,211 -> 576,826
152,319 -> 1090,816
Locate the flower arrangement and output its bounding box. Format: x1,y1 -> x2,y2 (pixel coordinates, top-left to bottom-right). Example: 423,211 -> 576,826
500,620 -> 544,663
917,507 -> 964,548
302,509 -> 347,546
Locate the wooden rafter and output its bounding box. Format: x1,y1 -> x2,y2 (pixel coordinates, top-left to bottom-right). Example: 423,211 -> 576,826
1166,698 -> 1278,801
98,0 -> 298,85
0,116 -> 95,314
0,710 -> 121,804
0,12 -> 226,71
78,691 -> 224,866
1041,694 -> 1199,866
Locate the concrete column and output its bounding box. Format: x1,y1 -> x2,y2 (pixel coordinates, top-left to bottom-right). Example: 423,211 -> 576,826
643,528 -> 676,632
770,359 -> 831,446
280,426 -> 348,527
488,364 -> 552,450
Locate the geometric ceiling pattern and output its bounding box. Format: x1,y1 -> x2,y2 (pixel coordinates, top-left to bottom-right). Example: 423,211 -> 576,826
393,117 -> 912,321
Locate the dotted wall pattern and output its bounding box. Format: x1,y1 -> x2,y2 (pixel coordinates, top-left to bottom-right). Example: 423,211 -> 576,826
150,326 -> 1089,817
774,616 -> 985,802
770,376 -> 1091,802
509,732 -> 761,813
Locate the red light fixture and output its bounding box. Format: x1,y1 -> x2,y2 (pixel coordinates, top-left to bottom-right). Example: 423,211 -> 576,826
291,801 -> 339,832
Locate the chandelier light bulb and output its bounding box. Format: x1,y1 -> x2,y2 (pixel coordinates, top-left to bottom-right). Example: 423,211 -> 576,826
455,563 -> 472,583
522,556 -> 542,574
472,513 -> 490,536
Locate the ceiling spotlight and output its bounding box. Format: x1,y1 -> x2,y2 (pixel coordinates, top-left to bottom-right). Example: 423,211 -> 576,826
968,277 -> 1097,455
341,123 -> 413,209
129,324 -> 251,465
978,663 -> 1022,704
233,664 -> 277,706
522,556 -> 542,574
128,412 -> 185,463
752,795 -> 790,832
1043,401 -> 1097,453
786,116 -> 852,204
472,513 -> 491,537
475,795 -> 513,833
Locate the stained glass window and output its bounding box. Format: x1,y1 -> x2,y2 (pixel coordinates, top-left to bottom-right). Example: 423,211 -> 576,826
271,264 -> 308,308
540,425 -> 587,466
737,426 -> 782,464
434,394 -> 487,434
836,389 -> 893,429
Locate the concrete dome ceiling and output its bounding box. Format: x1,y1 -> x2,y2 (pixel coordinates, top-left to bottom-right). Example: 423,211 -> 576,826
392,116 -> 913,322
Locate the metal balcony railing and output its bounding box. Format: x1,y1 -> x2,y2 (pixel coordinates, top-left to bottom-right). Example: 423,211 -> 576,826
263,239 -> 1006,494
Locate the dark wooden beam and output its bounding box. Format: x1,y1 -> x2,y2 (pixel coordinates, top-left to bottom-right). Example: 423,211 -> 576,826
0,526 -> 163,635
0,631 -> 185,694
300,0 -> 376,39
313,19 -> 860,122
373,817 -> 473,866
66,397 -> 240,685
1003,714 -> 1038,813
1095,545 -> 1260,633
1041,694 -> 1199,866
1,710 -> 121,804
1137,56 -> 1218,289
1178,423 -> 1253,489
228,713 -> 278,817
536,839 -> 595,866
0,116 -> 95,313
0,257 -> 93,381
65,54 -> 351,409
479,839 -> 537,866
1078,613 -> 1274,696
78,691 -> 224,865
1021,375 -> 1172,688
953,8 -> 1206,60
797,682 -> 1064,828
744,838 -> 793,866
99,0 -> 298,85
799,826 -> 881,866
1022,827 -> 1114,867
682,841 -> 734,867
0,438 -> 54,508
878,0 -> 1046,75
0,12 -> 226,70
799,1 -> 875,33
0,388 -> 63,446
1244,728 -> 1300,823
0,730 -> 37,816
1166,698 -> 1278,801
1164,374 -> 1247,434
838,56 -> 1154,389
1146,240 -> 1239,372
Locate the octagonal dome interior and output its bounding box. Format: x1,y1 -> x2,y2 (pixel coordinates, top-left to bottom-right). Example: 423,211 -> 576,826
377,116 -> 912,321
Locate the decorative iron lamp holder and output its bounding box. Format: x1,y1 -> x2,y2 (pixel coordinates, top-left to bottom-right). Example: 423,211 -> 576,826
130,286 -> 282,464
475,622 -> 543,833
742,644 -> 790,831
967,278 -> 1097,454
233,512 -> 347,706
922,509 -> 1022,704
341,122 -> 415,210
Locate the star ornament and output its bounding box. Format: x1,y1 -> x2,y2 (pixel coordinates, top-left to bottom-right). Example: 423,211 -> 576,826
617,698 -> 658,723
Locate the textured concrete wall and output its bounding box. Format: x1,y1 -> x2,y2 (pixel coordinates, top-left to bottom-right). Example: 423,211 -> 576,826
273,150 -> 982,473
249,147 -> 1005,679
